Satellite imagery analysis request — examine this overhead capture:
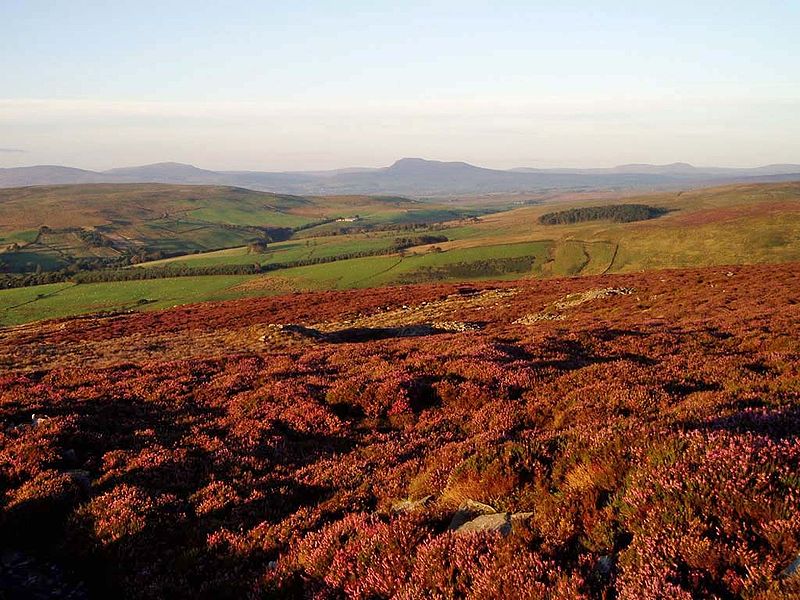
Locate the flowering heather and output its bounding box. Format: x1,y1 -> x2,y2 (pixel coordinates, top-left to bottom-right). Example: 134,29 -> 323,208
0,262 -> 799,598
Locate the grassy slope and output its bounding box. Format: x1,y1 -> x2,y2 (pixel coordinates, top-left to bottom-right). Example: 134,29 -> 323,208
0,184 -> 462,264
0,275 -> 256,326
0,184 -> 315,231
135,232 -> 411,268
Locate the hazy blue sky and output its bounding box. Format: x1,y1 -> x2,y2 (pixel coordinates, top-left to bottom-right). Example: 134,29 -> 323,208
2,1 -> 798,170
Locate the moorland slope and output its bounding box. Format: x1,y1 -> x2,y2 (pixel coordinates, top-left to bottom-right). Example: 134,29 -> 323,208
1,262 -> 799,598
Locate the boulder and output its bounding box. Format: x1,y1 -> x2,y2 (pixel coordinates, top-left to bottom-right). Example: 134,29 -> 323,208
511,511 -> 534,523
66,469 -> 91,492
596,555 -> 613,577
448,499 -> 497,530
454,512 -> 511,536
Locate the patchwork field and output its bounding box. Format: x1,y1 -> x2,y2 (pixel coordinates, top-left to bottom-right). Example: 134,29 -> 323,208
0,184 -> 481,265
0,181 -> 798,326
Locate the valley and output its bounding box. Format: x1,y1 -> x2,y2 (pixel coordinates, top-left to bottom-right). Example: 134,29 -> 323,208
0,181 -> 798,326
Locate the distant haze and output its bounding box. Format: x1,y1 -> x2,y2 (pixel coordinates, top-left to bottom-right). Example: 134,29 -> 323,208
2,2 -> 799,171
2,158 -> 799,197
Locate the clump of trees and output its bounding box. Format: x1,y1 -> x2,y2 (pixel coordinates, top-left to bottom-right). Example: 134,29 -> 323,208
296,221 -> 452,239
76,229 -> 114,247
72,263 -> 265,283
538,204 -> 668,225
0,270 -> 73,289
394,234 -> 448,249
247,240 -> 269,254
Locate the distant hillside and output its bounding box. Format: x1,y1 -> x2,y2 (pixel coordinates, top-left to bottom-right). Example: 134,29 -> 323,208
1,158 -> 798,196
103,162 -> 225,183
510,162 -> 800,177
0,184 -> 449,271
1,180 -> 798,323
0,165 -> 109,187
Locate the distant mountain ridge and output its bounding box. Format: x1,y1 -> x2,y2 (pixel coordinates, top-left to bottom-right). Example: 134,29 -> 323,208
1,158 -> 798,196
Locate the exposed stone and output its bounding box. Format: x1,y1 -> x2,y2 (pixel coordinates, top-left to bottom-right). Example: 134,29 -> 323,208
596,555 -> 613,576
513,312 -> 565,324
454,512 -> 512,536
66,469 -> 91,492
0,549 -> 88,600
431,321 -> 482,332
510,511 -> 534,523
553,287 -> 635,310
31,413 -> 49,427
515,287 -> 634,325
448,499 -> 498,530
261,323 -> 324,342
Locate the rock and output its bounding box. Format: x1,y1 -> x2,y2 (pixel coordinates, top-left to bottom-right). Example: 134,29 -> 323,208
553,287 -> 634,310
596,555 -> 613,576
510,511 -> 534,523
262,323 -> 324,342
514,312 -> 565,325
31,413 -> 49,427
781,555 -> 800,579
454,512 -> 511,536
448,499 -> 497,530
391,495 -> 433,514
431,321 -> 481,332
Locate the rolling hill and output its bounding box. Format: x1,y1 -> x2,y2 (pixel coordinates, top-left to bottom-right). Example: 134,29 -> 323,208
0,184 -> 471,272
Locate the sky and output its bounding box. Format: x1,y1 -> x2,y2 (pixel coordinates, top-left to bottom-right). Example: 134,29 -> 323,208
1,0 -> 799,171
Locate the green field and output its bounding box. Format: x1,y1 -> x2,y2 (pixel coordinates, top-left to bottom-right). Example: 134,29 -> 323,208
135,233 -> 411,269
0,229 -> 39,246
186,206 -> 312,228
0,275 -> 256,327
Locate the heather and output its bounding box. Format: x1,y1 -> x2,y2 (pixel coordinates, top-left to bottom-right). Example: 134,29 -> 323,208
1,262 -> 799,598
